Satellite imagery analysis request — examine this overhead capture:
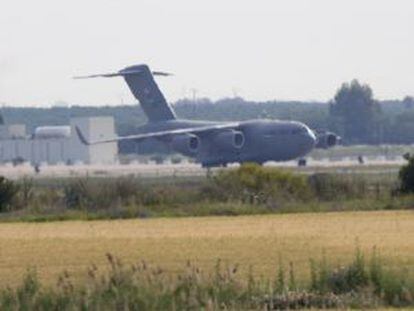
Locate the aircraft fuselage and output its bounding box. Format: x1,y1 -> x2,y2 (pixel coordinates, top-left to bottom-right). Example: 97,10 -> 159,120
137,119 -> 316,167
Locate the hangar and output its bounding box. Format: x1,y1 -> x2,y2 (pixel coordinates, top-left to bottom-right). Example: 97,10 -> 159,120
0,117 -> 117,165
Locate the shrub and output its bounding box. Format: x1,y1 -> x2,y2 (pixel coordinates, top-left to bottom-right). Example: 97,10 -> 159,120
0,176 -> 20,212
326,248 -> 369,294
170,156 -> 182,164
203,163 -> 312,206
16,177 -> 34,208
399,157 -> 414,193
308,173 -> 368,201
62,177 -> 200,211
150,154 -> 165,165
64,178 -> 140,210
64,179 -> 112,210
309,247 -> 414,307
64,179 -> 89,209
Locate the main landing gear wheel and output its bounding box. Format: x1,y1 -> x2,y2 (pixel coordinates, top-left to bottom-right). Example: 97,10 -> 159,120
298,158 -> 307,167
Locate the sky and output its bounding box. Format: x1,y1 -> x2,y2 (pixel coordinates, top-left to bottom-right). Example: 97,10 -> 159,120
1,0 -> 413,106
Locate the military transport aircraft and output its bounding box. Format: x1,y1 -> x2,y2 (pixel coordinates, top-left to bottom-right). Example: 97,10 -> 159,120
75,64 -> 338,167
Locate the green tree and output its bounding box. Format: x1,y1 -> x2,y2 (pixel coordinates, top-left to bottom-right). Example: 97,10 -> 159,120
330,80 -> 382,144
403,96 -> 414,109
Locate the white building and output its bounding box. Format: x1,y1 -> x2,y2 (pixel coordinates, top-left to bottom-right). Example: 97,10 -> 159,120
0,117 -> 118,165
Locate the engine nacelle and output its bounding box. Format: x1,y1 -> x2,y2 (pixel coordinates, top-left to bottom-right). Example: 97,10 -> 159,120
316,132 -> 339,149
213,130 -> 245,151
170,134 -> 200,155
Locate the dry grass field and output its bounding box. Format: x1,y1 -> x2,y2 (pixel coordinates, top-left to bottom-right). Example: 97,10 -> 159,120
0,210 -> 412,287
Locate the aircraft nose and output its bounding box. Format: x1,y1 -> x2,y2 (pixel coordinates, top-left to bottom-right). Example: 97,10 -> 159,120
302,127 -> 316,153
307,128 -> 316,143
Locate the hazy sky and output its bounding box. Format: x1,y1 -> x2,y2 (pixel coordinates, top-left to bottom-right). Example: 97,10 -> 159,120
1,0 -> 413,106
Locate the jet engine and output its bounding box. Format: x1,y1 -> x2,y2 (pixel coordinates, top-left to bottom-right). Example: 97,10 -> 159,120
316,132 -> 339,149
213,130 -> 245,151
170,134 -> 200,155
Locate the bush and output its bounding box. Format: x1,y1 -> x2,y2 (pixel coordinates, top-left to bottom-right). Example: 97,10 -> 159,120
170,156 -> 182,164
308,173 -> 368,201
325,248 -> 369,294
62,177 -> 200,211
64,179 -> 89,209
399,157 -> 414,193
0,176 -> 19,212
309,247 -> 414,307
203,163 -> 312,206
15,178 -> 35,209
64,178 -> 140,210
150,154 -> 165,164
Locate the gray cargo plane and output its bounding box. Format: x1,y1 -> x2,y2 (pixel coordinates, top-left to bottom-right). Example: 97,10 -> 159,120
75,64 -> 338,167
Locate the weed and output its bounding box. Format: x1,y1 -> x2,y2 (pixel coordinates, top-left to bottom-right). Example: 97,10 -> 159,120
0,249 -> 411,309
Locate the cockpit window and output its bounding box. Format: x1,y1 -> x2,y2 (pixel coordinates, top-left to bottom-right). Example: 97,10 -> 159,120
266,127 -> 307,136
292,127 -> 307,135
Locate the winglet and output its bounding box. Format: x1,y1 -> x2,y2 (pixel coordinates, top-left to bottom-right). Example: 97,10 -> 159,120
75,126 -> 91,145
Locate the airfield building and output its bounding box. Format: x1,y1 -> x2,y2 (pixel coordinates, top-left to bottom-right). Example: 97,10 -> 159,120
0,117 -> 117,165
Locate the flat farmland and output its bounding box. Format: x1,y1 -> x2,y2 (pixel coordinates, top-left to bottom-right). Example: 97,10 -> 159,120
0,210 -> 412,287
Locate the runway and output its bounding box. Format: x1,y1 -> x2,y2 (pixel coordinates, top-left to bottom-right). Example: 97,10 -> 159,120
0,156 -> 406,179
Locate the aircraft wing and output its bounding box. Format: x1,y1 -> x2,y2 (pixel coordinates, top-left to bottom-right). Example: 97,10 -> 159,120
75,122 -> 240,146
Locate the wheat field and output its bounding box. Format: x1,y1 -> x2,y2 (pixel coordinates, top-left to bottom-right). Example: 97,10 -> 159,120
0,210 -> 412,287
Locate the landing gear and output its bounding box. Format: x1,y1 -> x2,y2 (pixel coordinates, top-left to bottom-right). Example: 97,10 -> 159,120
33,163 -> 41,174
206,167 -> 212,178
298,158 -> 307,167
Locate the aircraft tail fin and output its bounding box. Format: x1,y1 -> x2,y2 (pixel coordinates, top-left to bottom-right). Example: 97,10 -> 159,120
74,64 -> 176,122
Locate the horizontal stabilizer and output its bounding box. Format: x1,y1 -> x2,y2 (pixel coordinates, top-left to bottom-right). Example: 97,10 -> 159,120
73,69 -> 173,80
73,73 -> 121,79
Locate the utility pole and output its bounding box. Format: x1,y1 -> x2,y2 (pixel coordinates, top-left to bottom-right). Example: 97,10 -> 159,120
190,88 -> 198,103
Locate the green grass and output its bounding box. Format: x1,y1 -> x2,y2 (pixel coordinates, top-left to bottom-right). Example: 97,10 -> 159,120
0,195 -> 412,223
